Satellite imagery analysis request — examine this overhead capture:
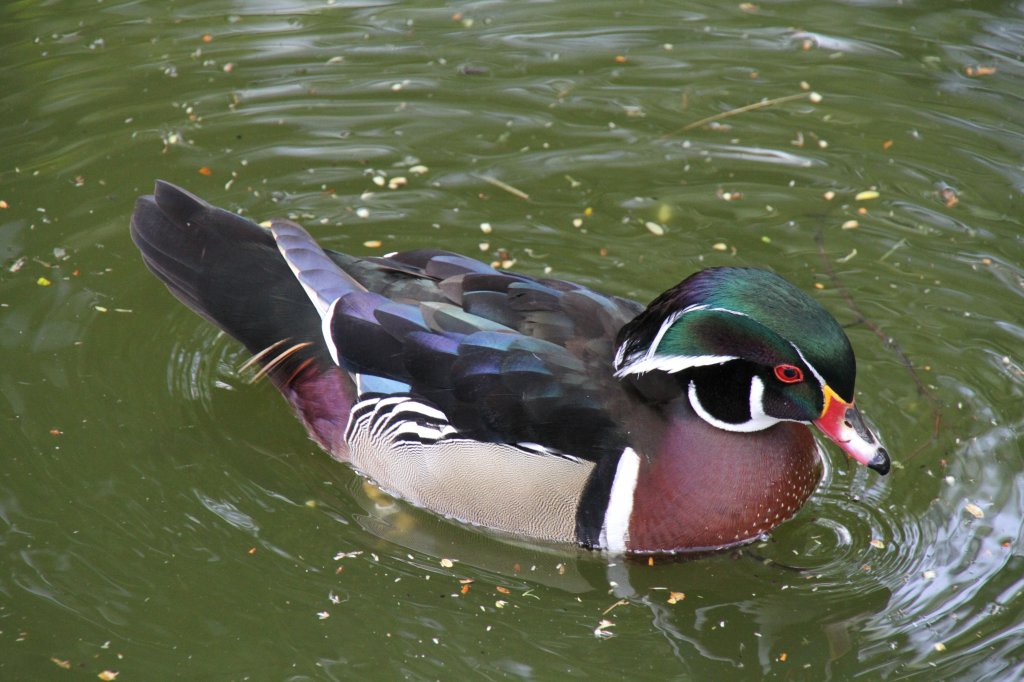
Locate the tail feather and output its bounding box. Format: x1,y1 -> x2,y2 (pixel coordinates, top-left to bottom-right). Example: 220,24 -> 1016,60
131,181 -> 356,452
130,181 -> 336,387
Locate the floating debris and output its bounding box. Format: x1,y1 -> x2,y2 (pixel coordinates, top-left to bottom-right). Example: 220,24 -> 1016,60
938,185 -> 960,208
964,502 -> 985,519
963,65 -> 996,77
644,221 -> 665,236
474,174 -> 529,200
676,91 -> 821,133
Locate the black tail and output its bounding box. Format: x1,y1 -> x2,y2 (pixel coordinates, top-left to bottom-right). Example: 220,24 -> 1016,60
130,181 -> 333,385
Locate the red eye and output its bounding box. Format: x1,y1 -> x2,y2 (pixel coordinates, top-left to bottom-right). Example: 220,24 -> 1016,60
774,364 -> 804,384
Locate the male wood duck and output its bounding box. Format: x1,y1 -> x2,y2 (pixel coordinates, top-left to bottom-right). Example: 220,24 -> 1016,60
131,181 -> 890,555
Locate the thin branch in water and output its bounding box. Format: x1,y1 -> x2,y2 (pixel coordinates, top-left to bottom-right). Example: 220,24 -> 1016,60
879,238 -> 907,262
666,91 -> 821,137
474,174 -> 530,200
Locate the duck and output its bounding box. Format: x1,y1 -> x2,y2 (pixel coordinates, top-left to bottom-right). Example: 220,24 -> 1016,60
130,180 -> 890,555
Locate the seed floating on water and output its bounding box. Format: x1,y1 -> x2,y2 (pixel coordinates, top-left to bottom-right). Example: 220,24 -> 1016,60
645,221 -> 665,236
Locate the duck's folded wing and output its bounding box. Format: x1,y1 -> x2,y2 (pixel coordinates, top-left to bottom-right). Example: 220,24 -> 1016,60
271,223 -> 635,464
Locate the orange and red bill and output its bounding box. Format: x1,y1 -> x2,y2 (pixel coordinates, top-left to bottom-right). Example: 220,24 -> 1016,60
814,385 -> 890,475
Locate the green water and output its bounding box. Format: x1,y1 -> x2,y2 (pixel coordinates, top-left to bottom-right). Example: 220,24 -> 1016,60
2,1 -> 1022,679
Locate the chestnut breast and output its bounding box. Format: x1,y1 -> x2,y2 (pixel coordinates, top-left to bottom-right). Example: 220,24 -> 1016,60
626,401 -> 821,553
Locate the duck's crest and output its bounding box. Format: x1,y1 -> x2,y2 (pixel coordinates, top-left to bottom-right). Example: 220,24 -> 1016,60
613,268 -> 855,396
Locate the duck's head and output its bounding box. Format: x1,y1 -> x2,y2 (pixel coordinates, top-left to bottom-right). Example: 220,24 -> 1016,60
613,267 -> 890,475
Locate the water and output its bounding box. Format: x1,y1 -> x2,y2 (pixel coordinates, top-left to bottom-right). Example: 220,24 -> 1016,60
2,0 -> 1022,679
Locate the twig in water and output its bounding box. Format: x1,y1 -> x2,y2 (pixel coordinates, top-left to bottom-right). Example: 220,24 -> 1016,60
667,91 -> 820,136
474,174 -> 530,200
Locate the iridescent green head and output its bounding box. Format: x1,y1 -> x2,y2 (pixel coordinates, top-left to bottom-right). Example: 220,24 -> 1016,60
614,267 -> 889,474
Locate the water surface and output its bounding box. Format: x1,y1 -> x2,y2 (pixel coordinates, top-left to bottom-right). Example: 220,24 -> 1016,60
2,1 -> 1023,679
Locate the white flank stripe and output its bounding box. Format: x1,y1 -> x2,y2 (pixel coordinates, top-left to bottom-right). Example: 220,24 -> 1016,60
600,447 -> 641,553
391,401 -> 448,422
388,421 -> 446,441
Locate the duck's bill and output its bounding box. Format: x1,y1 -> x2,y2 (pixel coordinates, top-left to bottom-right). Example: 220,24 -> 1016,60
814,385 -> 890,475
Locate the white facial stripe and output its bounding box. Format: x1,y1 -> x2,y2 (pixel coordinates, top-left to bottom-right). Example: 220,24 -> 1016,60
612,308 -> 685,372
614,305 -> 753,377
688,378 -> 779,433
746,375 -> 778,430
613,353 -> 735,377
645,308 -> 687,359
791,344 -> 825,390
600,447 -> 641,553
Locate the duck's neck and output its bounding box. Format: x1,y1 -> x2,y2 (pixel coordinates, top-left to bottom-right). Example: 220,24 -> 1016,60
621,399 -> 821,554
